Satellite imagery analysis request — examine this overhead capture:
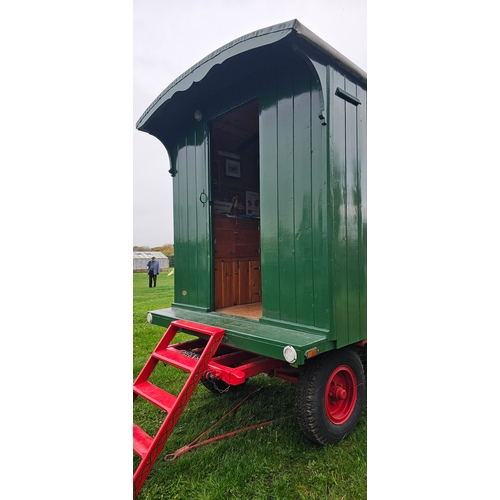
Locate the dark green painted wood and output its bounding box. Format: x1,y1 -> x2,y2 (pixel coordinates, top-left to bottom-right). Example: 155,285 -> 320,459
259,57 -> 331,333
293,65 -> 314,327
194,123 -> 210,308
276,62 -> 296,324
150,307 -> 332,365
173,139 -> 188,306
335,87 -> 362,106
139,29 -> 367,359
310,79 -> 329,330
259,82 -> 280,320
330,67 -> 349,347
171,126 -> 211,311
357,87 -> 367,341
345,77 -> 361,344
186,131 -> 198,304
329,67 -> 367,347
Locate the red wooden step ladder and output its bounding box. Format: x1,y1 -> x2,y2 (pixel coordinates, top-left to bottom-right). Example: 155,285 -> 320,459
133,319 -> 225,498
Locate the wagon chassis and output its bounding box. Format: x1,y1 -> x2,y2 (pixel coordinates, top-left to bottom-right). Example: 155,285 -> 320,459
171,336 -> 299,386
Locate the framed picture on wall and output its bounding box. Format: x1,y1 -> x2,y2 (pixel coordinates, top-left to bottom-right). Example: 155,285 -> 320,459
225,159 -> 241,178
246,191 -> 260,216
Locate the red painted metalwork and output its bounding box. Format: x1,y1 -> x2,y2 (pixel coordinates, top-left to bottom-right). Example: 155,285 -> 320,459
133,319 -> 303,496
270,366 -> 300,384
133,320 -> 225,499
169,338 -> 289,386
324,365 -> 358,425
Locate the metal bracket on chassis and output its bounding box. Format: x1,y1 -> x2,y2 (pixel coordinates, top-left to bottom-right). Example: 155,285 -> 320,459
172,338 -> 290,386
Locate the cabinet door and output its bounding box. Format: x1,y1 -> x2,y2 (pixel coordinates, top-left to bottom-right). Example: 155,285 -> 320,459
215,259 -> 238,308
237,260 -> 250,304
248,260 -> 262,303
215,258 -> 261,309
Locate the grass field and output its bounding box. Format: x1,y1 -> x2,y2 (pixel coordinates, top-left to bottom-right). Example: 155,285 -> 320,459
133,271 -> 367,499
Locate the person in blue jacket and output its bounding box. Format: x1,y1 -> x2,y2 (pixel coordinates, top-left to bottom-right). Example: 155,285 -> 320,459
146,256 -> 160,288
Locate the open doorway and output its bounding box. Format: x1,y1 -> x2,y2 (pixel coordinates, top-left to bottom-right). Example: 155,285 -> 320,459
210,99 -> 261,319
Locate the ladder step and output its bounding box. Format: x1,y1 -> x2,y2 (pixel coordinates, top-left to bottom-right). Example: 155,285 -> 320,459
171,319 -> 225,337
133,381 -> 176,412
133,424 -> 153,459
154,347 -> 199,372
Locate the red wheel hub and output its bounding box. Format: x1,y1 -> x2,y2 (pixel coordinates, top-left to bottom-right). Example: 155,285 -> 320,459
325,365 -> 357,425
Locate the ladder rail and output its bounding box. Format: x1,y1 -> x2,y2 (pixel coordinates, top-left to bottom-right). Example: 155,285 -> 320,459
133,323 -> 181,386
133,320 -> 224,498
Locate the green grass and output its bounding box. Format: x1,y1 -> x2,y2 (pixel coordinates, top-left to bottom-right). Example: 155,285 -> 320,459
133,272 -> 367,499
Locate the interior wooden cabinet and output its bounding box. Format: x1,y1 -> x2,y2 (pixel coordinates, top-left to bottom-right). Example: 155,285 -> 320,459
210,99 -> 261,318
214,216 -> 261,309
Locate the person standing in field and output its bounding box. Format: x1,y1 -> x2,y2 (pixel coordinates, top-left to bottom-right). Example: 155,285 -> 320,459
146,256 -> 160,288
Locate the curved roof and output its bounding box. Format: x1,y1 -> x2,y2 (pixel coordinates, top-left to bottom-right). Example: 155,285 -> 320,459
136,19 -> 366,135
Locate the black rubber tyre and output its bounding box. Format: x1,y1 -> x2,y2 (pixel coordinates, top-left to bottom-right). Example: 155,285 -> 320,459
295,347 -> 365,445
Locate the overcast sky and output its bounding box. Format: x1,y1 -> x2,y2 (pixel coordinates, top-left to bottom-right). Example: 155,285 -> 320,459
133,0 -> 367,247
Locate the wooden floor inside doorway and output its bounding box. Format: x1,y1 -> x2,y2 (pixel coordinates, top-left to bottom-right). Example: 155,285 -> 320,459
216,302 -> 262,320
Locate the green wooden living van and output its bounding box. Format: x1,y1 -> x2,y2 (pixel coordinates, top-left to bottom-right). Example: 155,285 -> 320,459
135,19 -> 366,462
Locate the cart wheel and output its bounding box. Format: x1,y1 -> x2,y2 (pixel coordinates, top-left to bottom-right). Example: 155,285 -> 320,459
295,348 -> 365,445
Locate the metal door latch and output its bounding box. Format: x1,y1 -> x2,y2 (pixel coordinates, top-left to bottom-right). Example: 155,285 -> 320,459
199,189 -> 208,207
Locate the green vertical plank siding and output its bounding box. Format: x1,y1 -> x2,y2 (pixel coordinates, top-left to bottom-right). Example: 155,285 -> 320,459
171,146 -> 181,302
259,57 -> 330,333
329,67 -> 367,347
194,122 -> 210,309
330,68 -> 349,346
357,86 -> 367,340
293,66 -> 314,327
186,130 -> 198,305
344,77 -> 360,343
173,138 -> 189,305
172,127 -> 210,311
310,82 -> 329,329
139,29 -> 367,354
276,63 -> 296,324
167,51 -> 365,342
259,84 -> 280,320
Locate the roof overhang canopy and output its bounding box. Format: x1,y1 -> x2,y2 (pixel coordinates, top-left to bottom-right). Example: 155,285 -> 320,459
136,19 -> 366,144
